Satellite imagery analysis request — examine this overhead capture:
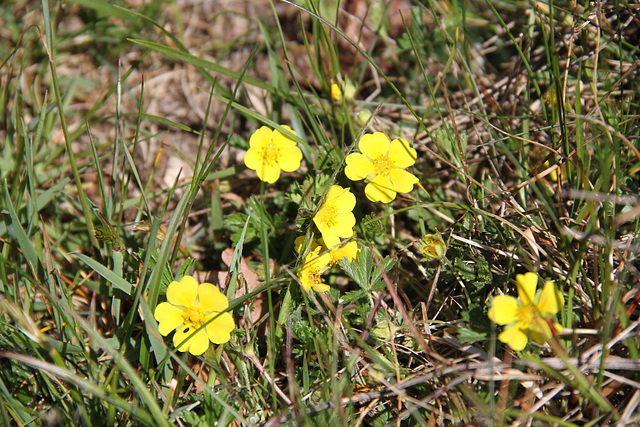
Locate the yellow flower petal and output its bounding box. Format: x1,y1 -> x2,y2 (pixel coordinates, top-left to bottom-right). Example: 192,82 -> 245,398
294,236 -> 321,255
345,152 -> 375,181
259,163 -> 282,183
243,146 -> 263,170
537,281 -> 564,315
205,312 -> 235,344
329,240 -> 359,265
554,321 -> 563,334
174,326 -> 210,356
365,175 -> 396,203
498,324 -> 528,351
316,223 -> 339,249
334,212 -> 357,235
311,281 -> 330,293
359,132 -> 390,159
516,272 -> 538,305
331,83 -> 342,102
154,302 -> 184,336
198,283 -> 229,312
327,185 -> 356,211
388,138 -> 417,168
273,125 -> 297,147
278,147 -> 303,172
248,126 -> 272,148
167,276 -> 198,307
389,168 -> 419,193
529,318 -> 555,343
488,295 -> 519,325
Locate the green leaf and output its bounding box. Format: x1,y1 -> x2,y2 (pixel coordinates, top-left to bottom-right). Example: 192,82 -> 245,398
370,256 -> 396,290
129,39 -> 274,94
2,183 -> 40,274
342,289 -> 366,303
177,258 -> 197,281
339,247 -> 395,291
138,297 -> 168,362
74,253 -> 132,295
457,327 -> 487,344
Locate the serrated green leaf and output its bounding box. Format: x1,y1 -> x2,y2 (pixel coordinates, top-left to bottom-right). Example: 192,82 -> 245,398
178,258 -> 197,280
342,289 -> 366,303
370,256 -> 396,289
457,327 -> 487,344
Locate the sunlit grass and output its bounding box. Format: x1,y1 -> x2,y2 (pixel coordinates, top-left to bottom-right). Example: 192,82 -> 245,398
1,0 -> 639,425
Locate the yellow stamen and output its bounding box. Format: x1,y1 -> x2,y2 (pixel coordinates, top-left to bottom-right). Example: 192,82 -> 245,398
182,306 -> 206,330
321,205 -> 339,227
373,155 -> 394,176
308,267 -> 322,287
516,304 -> 536,328
260,143 -> 279,166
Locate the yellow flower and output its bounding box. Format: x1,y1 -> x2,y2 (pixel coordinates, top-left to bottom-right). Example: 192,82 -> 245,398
324,239 -> 358,266
313,185 -> 356,249
244,125 -> 303,183
294,235 -> 359,267
345,132 -> 419,203
488,272 -> 564,351
331,83 -> 342,102
297,247 -> 331,293
154,275 -> 235,356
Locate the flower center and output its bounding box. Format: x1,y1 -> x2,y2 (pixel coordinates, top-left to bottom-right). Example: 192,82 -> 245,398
307,267 -> 323,287
260,143 -> 280,166
321,205 -> 339,227
182,306 -> 207,330
516,304 -> 537,328
373,155 -> 394,176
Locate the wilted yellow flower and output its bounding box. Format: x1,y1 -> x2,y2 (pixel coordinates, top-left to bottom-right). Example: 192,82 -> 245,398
298,247 -> 331,293
418,233 -> 447,261
244,125 -> 302,183
345,132 -> 419,203
154,275 -> 235,356
313,185 -> 356,249
488,272 -> 564,351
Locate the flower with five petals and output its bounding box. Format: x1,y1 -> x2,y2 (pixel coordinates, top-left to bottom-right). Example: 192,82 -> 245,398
297,247 -> 331,293
244,125 -> 303,183
313,185 -> 356,249
154,275 -> 235,356
345,132 -> 419,203
488,272 -> 564,351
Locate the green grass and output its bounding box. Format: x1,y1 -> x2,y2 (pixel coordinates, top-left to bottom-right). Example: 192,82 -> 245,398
1,0 -> 640,425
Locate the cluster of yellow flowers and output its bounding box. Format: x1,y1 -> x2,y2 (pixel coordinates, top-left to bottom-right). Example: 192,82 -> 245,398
243,125 -> 421,294
153,121 -> 566,357
153,124 -> 421,355
298,185 -> 359,292
243,126 -> 419,204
